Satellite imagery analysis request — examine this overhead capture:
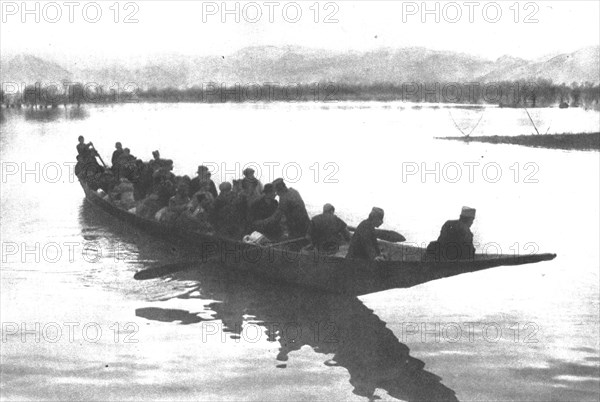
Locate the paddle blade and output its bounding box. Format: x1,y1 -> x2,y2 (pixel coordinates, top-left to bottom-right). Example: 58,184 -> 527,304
374,229 -> 406,243
134,261 -> 203,280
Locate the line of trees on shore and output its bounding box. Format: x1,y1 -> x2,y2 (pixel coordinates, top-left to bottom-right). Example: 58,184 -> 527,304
1,80 -> 599,110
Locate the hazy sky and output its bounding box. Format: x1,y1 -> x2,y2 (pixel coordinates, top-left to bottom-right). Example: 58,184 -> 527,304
1,0 -> 599,65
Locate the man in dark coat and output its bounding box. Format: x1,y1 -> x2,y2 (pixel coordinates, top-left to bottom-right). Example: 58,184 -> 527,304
213,182 -> 246,239
189,165 -> 218,199
426,207 -> 476,261
75,136 -> 103,182
111,142 -> 124,166
116,148 -> 137,180
132,159 -> 153,201
76,136 -> 95,163
346,207 -> 385,261
307,203 -> 351,254
256,178 -> 310,239
241,167 -> 263,202
248,183 -> 282,239
149,150 -> 170,172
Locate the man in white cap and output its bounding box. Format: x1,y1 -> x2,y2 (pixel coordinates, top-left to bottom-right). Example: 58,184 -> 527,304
426,206 -> 476,261
346,207 -> 385,261
307,203 -> 351,254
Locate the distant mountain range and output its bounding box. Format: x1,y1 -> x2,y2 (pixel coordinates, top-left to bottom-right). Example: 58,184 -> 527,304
1,45 -> 598,90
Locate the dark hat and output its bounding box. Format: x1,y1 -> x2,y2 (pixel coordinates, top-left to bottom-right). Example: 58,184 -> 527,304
263,183 -> 274,194
460,206 -> 476,219
198,165 -> 209,173
219,182 -> 232,192
369,207 -> 384,220
243,167 -> 255,176
323,203 -> 335,213
272,178 -> 286,190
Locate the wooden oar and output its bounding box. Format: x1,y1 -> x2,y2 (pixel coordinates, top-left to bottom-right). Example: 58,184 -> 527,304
134,258 -> 218,280
89,142 -> 107,168
269,237 -> 307,248
348,226 -> 406,243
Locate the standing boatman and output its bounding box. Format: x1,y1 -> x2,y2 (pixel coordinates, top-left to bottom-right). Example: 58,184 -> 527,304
111,142 -> 124,166
76,136 -> 95,163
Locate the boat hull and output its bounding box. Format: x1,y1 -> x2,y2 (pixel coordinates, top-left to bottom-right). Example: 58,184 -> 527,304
80,181 -> 556,295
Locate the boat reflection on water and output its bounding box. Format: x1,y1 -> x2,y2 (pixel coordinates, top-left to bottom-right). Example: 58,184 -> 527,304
173,274 -> 458,401
79,201 -> 458,401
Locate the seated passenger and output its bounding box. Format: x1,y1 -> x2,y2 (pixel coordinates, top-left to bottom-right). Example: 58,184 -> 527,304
75,155 -> 84,177
232,179 -> 248,229
213,182 -> 246,239
241,167 -> 263,204
154,175 -> 176,207
169,184 -> 191,210
176,175 -> 192,190
255,178 -> 310,239
307,203 -> 351,254
151,163 -> 176,205
82,168 -> 104,191
116,148 -> 137,180
148,150 -> 170,172
152,160 -> 176,183
175,192 -> 215,234
190,165 -> 218,199
110,178 -> 136,211
157,184 -> 190,224
97,170 -> 117,193
248,183 -> 283,239
132,160 -> 153,201
346,207 -> 385,261
136,192 -> 163,219
426,207 -> 476,261
190,179 -> 215,211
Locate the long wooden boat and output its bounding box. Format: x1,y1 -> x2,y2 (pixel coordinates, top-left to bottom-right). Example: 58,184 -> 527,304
80,180 -> 556,296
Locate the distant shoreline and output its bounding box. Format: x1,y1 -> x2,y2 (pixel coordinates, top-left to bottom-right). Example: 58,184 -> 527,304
436,133 -> 600,151
2,80 -> 599,109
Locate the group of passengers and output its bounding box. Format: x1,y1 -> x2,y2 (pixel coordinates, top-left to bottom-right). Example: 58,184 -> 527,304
76,136 -> 477,262
76,138 -> 313,242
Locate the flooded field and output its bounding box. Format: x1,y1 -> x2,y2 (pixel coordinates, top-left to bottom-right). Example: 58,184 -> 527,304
1,103 -> 599,401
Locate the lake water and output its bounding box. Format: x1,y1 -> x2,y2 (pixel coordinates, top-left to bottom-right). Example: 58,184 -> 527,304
1,103 -> 599,401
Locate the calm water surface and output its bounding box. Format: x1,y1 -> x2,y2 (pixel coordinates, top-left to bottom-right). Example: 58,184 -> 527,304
1,103 -> 599,401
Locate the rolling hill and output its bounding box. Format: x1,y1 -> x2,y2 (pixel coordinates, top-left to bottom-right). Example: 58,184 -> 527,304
1,46 -> 598,90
